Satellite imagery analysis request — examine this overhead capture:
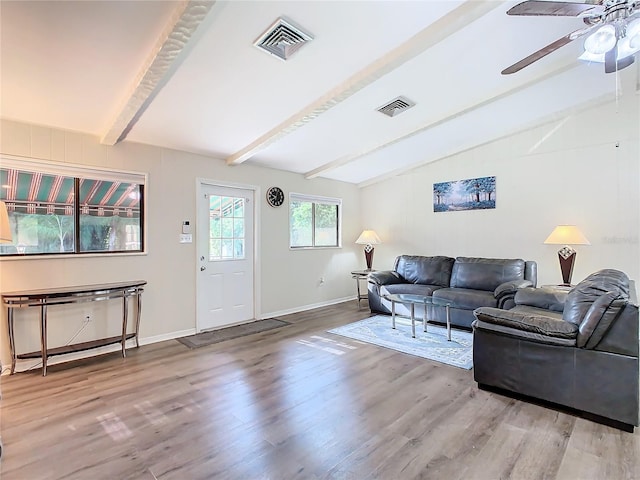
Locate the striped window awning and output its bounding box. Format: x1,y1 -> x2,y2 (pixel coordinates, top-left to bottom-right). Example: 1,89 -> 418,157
1,168 -> 141,217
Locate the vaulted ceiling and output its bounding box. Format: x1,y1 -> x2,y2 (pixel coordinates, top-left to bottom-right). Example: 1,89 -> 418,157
1,0 -> 638,186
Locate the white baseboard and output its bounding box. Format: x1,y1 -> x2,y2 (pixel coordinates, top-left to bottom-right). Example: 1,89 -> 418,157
260,296 -> 354,319
139,328 -> 196,345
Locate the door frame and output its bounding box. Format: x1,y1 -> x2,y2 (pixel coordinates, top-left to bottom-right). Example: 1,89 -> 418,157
195,178 -> 261,332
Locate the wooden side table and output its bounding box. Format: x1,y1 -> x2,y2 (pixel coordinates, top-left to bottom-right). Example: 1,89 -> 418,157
351,270 -> 374,309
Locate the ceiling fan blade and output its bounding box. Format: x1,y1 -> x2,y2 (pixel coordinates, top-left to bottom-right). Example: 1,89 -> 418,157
604,44 -> 636,73
501,26 -> 593,75
507,0 -> 604,17
604,45 -> 617,73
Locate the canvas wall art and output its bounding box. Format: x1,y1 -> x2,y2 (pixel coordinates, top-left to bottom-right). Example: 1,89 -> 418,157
433,176 -> 496,212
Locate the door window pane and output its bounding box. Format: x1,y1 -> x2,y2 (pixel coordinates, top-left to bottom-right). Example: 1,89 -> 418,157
209,195 -> 245,261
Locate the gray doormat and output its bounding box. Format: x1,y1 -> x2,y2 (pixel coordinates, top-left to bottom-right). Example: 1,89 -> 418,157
176,318 -> 290,349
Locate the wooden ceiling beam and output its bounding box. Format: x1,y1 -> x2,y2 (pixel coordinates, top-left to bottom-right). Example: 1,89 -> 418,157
100,1 -> 215,146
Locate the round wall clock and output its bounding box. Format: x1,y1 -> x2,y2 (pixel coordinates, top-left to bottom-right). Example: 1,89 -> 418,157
266,186 -> 285,207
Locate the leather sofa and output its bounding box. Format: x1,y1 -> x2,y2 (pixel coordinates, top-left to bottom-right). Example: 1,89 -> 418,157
472,269 -> 639,431
367,255 -> 537,328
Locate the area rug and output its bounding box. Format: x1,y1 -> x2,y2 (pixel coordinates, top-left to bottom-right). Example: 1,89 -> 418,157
327,315 -> 473,369
177,318 -> 290,349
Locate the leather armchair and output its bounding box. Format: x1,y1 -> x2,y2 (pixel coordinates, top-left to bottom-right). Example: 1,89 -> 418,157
472,269 -> 639,431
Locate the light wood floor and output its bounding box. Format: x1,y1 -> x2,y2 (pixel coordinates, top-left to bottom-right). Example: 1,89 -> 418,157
1,301 -> 638,480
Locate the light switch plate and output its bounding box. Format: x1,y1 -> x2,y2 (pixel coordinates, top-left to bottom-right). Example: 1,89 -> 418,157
179,234 -> 193,243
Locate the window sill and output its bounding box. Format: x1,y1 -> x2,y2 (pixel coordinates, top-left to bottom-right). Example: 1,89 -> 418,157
0,251 -> 148,261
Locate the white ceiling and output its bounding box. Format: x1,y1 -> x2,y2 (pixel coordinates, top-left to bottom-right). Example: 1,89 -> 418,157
1,0 -> 637,186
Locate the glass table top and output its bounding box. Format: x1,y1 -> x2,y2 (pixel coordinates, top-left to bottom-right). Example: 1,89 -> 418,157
382,293 -> 453,307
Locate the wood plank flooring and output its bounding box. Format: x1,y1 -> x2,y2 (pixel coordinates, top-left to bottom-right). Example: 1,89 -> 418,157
1,301 -> 638,479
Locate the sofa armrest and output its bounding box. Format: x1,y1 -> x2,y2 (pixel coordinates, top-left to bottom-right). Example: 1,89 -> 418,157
578,292 -> 626,348
368,270 -> 404,286
493,280 -> 533,308
474,307 -> 578,339
494,279 -> 533,299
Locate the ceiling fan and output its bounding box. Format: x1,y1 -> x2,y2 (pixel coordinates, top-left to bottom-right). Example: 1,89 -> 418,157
503,0 -> 640,74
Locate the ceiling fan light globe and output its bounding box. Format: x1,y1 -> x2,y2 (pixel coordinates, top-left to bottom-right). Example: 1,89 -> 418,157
626,18 -> 640,40
584,24 -> 617,54
617,36 -> 640,58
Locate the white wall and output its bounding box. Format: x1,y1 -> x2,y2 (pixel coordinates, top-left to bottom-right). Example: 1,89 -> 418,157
0,119 -> 363,371
361,94 -> 640,288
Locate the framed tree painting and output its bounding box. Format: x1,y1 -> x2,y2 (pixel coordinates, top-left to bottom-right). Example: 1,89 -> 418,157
433,176 -> 496,212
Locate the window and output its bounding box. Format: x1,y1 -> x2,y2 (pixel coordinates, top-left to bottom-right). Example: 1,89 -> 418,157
0,156 -> 145,256
290,193 -> 341,248
208,195 -> 245,261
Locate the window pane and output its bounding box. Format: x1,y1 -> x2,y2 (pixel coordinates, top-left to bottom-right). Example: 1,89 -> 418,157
209,239 -> 221,260
221,218 -> 234,238
79,179 -> 142,252
0,168 -> 75,255
209,195 -> 245,261
0,166 -> 144,256
210,215 -> 221,238
221,239 -> 233,258
233,198 -> 244,218
234,239 -> 244,259
221,196 -> 234,217
290,201 -> 313,247
233,218 -> 244,238
314,203 -> 338,247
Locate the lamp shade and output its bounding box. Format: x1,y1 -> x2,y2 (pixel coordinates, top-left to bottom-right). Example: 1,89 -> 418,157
0,201 -> 12,243
355,230 -> 381,245
544,225 -> 590,245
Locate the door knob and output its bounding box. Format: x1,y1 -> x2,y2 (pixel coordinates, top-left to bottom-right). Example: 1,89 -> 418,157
200,266 -> 206,271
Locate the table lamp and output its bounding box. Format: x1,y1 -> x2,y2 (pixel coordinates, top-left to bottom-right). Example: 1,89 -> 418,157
544,225 -> 590,286
356,230 -> 381,270
0,201 -> 12,243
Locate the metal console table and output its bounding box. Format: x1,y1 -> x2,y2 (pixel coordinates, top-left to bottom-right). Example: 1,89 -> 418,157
3,280 -> 146,376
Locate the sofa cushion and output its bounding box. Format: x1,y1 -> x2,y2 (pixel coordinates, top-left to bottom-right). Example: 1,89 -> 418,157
394,255 -> 454,286
432,287 -> 497,309
563,269 -> 630,326
474,307 -> 578,339
510,304 -> 564,320
450,257 -> 525,291
381,283 -> 443,297
472,320 -> 577,347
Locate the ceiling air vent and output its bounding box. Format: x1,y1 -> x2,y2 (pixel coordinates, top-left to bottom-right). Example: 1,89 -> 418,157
254,17 -> 313,61
377,96 -> 416,117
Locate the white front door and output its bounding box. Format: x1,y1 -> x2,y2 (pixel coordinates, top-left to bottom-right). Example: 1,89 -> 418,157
197,183 -> 255,332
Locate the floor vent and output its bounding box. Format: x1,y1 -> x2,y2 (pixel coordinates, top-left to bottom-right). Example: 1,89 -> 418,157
254,18 -> 313,61
377,96 -> 416,117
